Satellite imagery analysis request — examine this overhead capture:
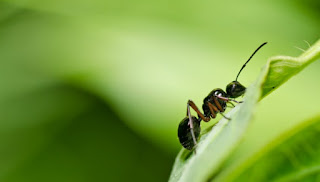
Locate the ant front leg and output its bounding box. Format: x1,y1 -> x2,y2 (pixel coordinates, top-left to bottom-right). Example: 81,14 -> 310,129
227,102 -> 236,108
215,95 -> 243,104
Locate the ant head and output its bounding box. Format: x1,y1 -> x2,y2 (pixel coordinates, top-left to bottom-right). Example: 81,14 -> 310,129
226,81 -> 246,98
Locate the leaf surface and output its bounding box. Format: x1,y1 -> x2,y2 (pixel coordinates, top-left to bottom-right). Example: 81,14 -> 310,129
169,40 -> 320,182
218,115 -> 320,182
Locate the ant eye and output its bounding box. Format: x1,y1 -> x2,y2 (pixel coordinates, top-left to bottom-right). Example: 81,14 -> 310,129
226,81 -> 246,98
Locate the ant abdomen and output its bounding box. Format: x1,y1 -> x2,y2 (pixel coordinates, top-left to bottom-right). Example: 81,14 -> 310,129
178,116 -> 201,150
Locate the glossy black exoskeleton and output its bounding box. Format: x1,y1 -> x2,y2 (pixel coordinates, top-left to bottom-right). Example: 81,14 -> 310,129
178,116 -> 201,150
178,42 -> 267,151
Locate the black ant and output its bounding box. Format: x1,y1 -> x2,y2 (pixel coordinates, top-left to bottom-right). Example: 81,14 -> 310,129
178,42 -> 267,150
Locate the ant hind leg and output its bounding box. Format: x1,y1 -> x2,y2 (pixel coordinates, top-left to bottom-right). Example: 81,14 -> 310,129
187,102 -> 198,148
186,100 -> 210,151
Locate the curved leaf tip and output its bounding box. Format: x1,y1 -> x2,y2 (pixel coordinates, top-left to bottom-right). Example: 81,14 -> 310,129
261,40 -> 320,98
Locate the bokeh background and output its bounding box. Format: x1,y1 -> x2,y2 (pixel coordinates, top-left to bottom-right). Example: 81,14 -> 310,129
0,0 -> 319,181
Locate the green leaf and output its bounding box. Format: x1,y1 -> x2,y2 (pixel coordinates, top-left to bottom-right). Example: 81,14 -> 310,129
169,84 -> 260,182
219,115 -> 320,182
261,40 -> 320,98
169,40 -> 320,182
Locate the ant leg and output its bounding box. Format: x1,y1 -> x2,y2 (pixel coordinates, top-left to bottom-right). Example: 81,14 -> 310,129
227,102 -> 235,108
219,112 -> 231,120
187,103 -> 198,148
187,100 -> 210,122
186,100 -> 210,150
206,102 -> 217,119
208,102 -> 231,120
216,95 -> 243,103
232,100 -> 243,103
212,96 -> 224,112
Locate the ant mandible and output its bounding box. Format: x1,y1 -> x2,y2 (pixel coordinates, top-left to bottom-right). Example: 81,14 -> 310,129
178,42 -> 267,150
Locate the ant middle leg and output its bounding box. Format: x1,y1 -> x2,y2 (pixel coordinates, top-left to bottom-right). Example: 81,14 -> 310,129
207,102 -> 231,120
212,96 -> 225,112
206,102 -> 217,119
219,112 -> 231,120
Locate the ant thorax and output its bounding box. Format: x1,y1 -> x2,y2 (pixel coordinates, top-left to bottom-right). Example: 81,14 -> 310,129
202,88 -> 227,118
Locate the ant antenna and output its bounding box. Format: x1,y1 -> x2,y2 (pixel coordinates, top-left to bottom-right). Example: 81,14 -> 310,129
235,42 -> 268,81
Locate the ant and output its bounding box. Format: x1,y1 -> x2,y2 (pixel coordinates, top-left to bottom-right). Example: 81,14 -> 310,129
178,42 -> 267,150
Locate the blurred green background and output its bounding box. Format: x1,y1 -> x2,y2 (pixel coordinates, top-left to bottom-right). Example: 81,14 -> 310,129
0,0 -> 319,181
